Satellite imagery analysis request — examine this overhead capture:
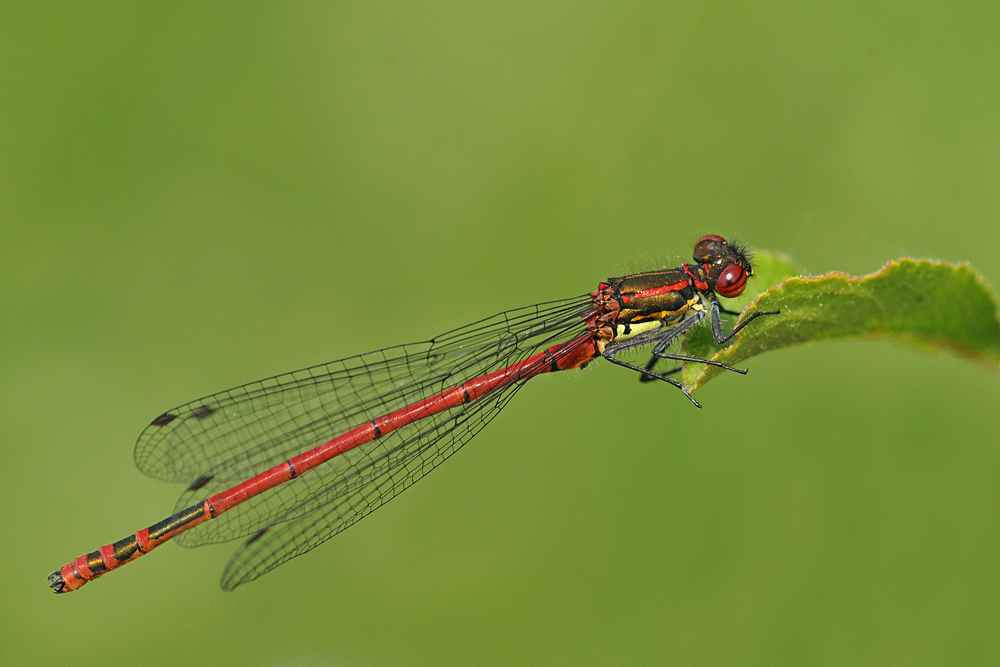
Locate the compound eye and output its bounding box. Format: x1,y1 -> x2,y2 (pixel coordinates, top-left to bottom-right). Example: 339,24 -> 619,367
693,235 -> 727,263
716,263 -> 747,298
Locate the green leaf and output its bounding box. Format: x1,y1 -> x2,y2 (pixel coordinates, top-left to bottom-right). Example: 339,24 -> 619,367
680,252 -> 1000,391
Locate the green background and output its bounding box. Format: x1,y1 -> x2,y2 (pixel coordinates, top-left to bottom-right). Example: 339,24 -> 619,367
4,3 -> 1000,665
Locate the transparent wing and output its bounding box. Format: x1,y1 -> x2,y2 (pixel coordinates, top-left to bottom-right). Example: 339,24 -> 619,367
218,333 -> 596,590
132,295 -> 594,553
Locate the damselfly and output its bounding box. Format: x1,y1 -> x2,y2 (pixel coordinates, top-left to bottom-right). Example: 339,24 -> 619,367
50,235 -> 779,593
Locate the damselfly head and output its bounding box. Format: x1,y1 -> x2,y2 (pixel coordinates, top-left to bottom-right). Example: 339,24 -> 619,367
693,235 -> 754,299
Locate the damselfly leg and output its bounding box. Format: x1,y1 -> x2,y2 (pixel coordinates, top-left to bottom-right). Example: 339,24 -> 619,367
632,297 -> 780,391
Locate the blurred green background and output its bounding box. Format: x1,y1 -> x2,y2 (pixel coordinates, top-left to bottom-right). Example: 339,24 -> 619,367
4,2 -> 1000,665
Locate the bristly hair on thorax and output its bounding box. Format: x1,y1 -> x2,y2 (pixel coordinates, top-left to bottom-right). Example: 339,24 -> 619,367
727,238 -> 756,277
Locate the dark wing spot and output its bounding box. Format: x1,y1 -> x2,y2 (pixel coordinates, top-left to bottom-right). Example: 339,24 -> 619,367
192,405 -> 214,419
151,413 -> 177,426
245,529 -> 267,546
186,474 -> 213,492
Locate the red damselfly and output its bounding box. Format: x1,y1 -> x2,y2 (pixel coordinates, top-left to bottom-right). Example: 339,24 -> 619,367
49,235 -> 778,593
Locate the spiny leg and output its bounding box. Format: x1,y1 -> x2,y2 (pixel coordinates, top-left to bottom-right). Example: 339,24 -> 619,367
604,352 -> 701,408
652,350 -> 747,374
638,303 -> 780,382
638,355 -> 681,383
710,298 -> 780,345
615,313 -> 701,384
